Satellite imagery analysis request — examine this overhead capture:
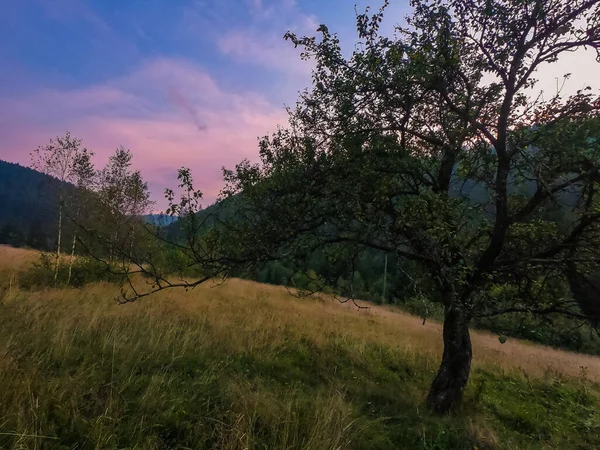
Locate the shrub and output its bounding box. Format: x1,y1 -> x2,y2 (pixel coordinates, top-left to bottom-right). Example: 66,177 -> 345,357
18,253 -> 125,289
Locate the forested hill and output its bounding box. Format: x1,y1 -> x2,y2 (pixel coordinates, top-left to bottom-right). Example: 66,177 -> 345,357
143,214 -> 179,226
0,160 -> 64,249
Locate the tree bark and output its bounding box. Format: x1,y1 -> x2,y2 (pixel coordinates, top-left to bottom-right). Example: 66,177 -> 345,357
426,304 -> 472,414
67,232 -> 77,285
54,199 -> 63,282
129,225 -> 135,263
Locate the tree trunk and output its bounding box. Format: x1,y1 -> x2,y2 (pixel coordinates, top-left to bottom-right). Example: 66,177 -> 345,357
426,304 -> 472,414
54,200 -> 63,282
129,226 -> 135,263
67,232 -> 77,285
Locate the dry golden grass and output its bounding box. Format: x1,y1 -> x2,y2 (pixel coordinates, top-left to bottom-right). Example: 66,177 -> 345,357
2,243 -> 599,382
2,245 -> 600,449
0,244 -> 39,271
119,278 -> 600,383
6,274 -> 599,382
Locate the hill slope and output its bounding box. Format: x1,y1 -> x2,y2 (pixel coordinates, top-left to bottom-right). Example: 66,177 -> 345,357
0,160 -> 65,248
1,245 -> 600,449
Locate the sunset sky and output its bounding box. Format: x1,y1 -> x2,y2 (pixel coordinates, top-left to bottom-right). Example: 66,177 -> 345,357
1,0 -> 599,211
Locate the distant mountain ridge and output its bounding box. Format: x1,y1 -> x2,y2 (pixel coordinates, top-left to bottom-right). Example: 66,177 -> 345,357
0,155 -> 581,250
0,160 -> 67,249
143,214 -> 179,226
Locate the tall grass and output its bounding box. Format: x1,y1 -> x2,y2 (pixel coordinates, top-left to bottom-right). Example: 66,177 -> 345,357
1,275 -> 600,449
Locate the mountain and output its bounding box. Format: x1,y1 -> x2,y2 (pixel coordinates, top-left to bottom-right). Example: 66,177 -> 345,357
0,160 -> 65,249
143,214 -> 179,226
162,195 -> 243,241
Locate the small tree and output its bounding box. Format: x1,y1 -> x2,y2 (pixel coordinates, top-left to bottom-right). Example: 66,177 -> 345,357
66,148 -> 96,284
220,0 -> 600,413
94,147 -> 153,266
31,132 -> 89,281
106,167 -> 230,302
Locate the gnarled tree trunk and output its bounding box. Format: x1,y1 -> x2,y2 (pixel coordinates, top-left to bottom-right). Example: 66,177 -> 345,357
426,304 -> 472,414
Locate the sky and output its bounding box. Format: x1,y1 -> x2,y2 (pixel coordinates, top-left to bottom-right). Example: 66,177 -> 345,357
1,0 -> 599,211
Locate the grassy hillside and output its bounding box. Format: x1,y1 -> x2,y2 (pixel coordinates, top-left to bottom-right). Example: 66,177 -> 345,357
1,246 -> 600,449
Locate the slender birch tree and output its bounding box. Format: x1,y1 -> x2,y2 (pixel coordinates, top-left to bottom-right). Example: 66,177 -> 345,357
31,132 -> 88,282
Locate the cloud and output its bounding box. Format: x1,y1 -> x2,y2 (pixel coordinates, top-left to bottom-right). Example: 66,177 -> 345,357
215,0 -> 319,76
527,47 -> 600,99
166,85 -> 208,132
217,30 -> 312,75
0,58 -> 289,210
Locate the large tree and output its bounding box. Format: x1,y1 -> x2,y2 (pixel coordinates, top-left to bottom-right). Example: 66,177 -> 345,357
103,0 -> 600,414
219,0 -> 600,413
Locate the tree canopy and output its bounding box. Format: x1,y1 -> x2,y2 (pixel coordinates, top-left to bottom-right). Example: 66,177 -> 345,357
220,0 -> 600,413
78,0 -> 600,415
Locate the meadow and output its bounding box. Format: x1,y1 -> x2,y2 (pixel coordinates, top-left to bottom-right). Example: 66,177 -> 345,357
1,245 -> 600,449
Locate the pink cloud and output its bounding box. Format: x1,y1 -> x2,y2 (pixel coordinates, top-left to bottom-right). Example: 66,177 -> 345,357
166,85 -> 208,132
215,0 -> 318,77
0,58 -> 289,211
217,30 -> 314,76
526,47 -> 600,99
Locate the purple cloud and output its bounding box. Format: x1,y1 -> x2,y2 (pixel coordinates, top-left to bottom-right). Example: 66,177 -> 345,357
0,58 -> 289,210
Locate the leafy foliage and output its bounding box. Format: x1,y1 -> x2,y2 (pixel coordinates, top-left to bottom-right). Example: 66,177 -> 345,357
17,253 -> 125,289
220,0 -> 600,412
